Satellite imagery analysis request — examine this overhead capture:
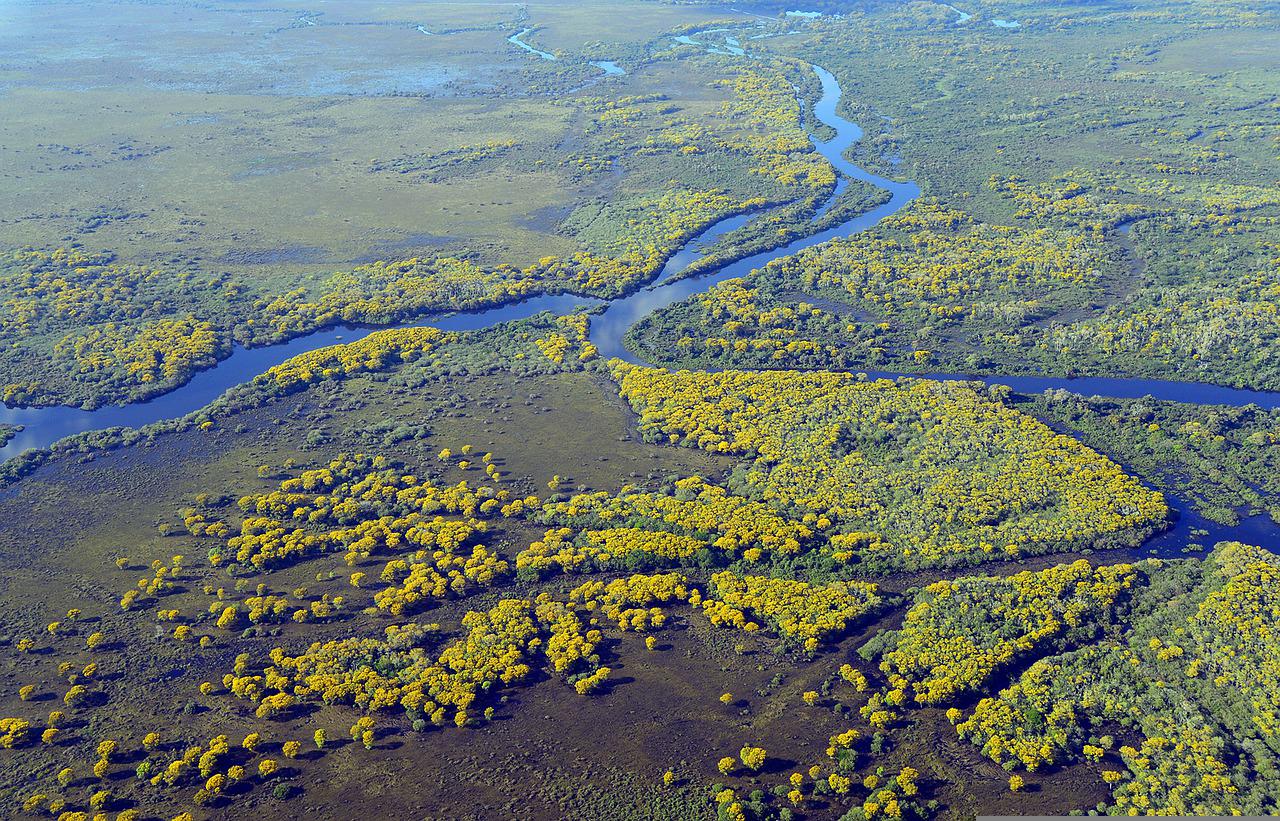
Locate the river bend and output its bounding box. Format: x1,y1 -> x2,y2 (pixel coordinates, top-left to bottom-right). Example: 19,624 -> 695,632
2,55 -> 1278,554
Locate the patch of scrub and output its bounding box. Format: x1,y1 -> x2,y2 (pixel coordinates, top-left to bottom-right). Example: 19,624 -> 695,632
172,114 -> 220,126
230,154 -> 324,180
673,30 -> 744,56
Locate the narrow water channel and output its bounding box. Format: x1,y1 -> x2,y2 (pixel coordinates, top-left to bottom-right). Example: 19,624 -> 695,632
3,53 -> 1278,554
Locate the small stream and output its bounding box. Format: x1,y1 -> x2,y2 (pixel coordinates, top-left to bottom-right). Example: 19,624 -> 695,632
508,28 -> 628,76
588,65 -> 919,362
506,28 -> 555,60
2,46 -> 1278,552
0,294 -> 601,460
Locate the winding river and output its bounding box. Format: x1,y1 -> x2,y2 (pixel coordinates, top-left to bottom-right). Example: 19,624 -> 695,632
589,65 -> 919,362
507,28 -> 628,76
2,53 -> 1279,552
506,28 -> 556,60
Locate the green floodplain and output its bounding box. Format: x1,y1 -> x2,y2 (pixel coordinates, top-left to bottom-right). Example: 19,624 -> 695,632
1,1 -> 1280,819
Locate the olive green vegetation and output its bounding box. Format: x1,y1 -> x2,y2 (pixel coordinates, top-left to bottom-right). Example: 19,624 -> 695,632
0,426 -> 18,448
3,1 -> 1280,820
625,199 -> 1116,371
619,0 -> 1280,531
0,0 -> 834,408
872,542 -> 1280,817
631,0 -> 1280,392
0,309 -> 1124,819
0,359 -> 742,819
1023,391 -> 1280,526
0,309 -> 1270,820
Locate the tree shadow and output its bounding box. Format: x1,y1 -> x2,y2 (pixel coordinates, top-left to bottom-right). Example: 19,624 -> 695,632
761,756 -> 798,775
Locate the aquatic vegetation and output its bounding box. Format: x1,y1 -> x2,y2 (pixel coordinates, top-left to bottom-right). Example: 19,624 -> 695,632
576,59 -> 835,208
714,65 -> 837,193
0,41 -> 847,410
1029,263 -> 1280,391
1028,391 -> 1280,525
628,200 -> 1111,372
0,249 -> 233,406
533,312 -> 597,366
259,327 -> 458,394
5,3 -> 1280,819
778,200 -> 1104,308
1184,542 -> 1280,740
54,317 -> 225,388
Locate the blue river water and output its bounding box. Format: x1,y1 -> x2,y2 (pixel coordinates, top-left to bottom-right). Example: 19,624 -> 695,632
506,28 -> 555,60
2,54 -> 1278,553
0,294 -> 602,459
591,61 -> 626,76
507,28 -> 627,76
588,65 -> 920,363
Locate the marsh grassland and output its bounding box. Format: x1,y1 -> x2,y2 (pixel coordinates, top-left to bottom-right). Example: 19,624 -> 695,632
2,1 -> 1280,819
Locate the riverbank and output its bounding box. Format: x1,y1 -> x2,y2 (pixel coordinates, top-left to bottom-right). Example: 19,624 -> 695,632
4,55 -> 1279,558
